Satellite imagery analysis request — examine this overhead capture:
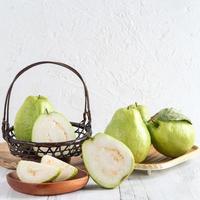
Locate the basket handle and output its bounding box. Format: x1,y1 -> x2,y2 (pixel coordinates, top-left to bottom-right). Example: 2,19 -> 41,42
2,61 -> 91,134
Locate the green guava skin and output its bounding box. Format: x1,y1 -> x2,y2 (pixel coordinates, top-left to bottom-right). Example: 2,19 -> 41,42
45,169 -> 61,183
148,121 -> 196,157
14,96 -> 54,141
105,107 -> 151,163
130,104 -> 150,123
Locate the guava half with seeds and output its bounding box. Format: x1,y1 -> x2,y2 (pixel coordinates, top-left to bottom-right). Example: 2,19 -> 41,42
32,112 -> 76,156
148,108 -> 196,157
16,160 -> 60,183
82,133 -> 134,189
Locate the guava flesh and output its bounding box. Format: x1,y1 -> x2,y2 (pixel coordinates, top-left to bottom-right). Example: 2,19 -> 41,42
32,112 -> 76,156
16,160 -> 60,183
82,133 -> 134,189
32,112 -> 76,143
41,155 -> 78,181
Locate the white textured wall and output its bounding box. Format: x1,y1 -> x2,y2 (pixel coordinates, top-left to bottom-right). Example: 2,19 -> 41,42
0,0 -> 200,143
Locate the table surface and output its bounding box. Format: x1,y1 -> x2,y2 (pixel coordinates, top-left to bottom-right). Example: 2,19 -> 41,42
1,155 -> 200,200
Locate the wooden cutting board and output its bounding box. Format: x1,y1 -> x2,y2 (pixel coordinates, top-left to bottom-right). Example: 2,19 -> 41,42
0,143 -> 21,169
0,142 -> 85,170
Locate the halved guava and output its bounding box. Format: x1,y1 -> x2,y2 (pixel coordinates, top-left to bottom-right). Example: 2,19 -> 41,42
16,160 -> 60,183
41,155 -> 78,181
82,133 -> 135,189
32,112 -> 76,143
32,112 -> 76,156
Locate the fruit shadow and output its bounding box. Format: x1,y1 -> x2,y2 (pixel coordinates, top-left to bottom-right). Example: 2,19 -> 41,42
84,184 -> 103,191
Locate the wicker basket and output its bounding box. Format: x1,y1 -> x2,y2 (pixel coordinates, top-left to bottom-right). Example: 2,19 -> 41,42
1,61 -> 92,161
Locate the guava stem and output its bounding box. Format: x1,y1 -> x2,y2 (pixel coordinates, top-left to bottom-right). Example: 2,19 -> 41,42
45,108 -> 49,114
148,113 -> 159,123
127,105 -> 134,110
86,133 -> 92,140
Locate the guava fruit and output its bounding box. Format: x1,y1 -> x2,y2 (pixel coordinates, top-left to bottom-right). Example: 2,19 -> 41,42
148,108 -> 196,157
16,160 -> 60,183
32,112 -> 76,143
41,155 -> 78,181
14,95 -> 54,141
133,103 -> 150,123
105,104 -> 151,163
82,133 -> 134,189
32,112 -> 76,156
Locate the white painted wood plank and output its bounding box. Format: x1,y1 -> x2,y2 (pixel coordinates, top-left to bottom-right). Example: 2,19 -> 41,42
119,156 -> 200,200
176,156 -> 200,200
0,167 -> 47,200
119,174 -> 151,200
47,178 -> 120,200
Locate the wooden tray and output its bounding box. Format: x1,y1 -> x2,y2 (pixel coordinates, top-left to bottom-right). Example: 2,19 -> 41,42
7,169 -> 89,196
135,145 -> 200,175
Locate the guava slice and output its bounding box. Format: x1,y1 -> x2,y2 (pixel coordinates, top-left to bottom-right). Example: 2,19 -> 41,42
16,160 -> 60,183
41,155 -> 78,181
14,96 -> 54,141
82,133 -> 135,189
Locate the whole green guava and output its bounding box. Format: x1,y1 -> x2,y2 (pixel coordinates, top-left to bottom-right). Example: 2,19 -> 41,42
14,95 -> 54,141
148,108 -> 196,157
131,103 -> 150,123
105,104 -> 151,163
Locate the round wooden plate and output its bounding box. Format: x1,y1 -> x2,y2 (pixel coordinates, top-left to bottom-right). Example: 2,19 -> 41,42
7,169 -> 89,196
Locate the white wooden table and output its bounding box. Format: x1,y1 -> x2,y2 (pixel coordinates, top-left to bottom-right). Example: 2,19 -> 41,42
1,155 -> 200,200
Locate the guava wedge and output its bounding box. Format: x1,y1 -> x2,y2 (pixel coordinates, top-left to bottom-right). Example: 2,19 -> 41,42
148,108 -> 196,157
16,160 -> 60,183
32,112 -> 76,143
41,155 -> 78,181
82,133 -> 135,189
14,95 -> 54,141
105,104 -> 151,163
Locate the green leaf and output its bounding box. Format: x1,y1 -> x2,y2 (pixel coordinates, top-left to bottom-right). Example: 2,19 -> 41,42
150,108 -> 192,124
